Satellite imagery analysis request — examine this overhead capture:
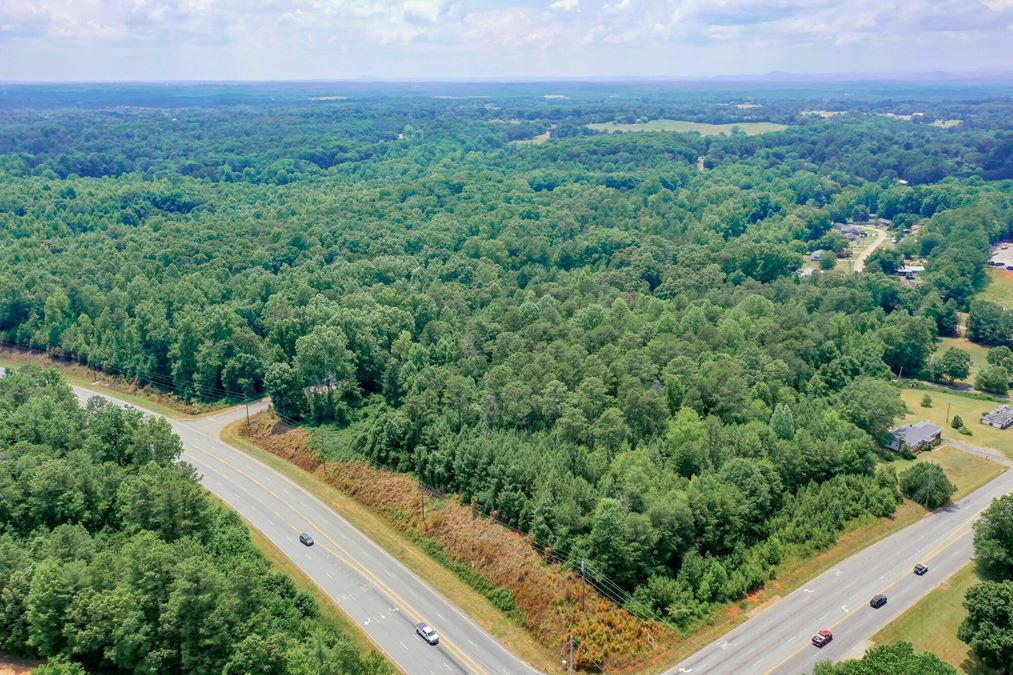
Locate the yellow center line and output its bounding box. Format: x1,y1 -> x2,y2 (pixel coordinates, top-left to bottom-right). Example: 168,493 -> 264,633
184,435 -> 488,675
763,517 -> 978,674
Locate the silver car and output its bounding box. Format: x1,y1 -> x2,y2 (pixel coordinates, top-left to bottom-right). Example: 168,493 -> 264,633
416,622 -> 439,645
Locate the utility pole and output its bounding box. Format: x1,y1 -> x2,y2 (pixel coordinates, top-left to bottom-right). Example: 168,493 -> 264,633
580,560 -> 586,613
946,402 -> 951,426
569,635 -> 574,675
420,485 -> 425,529
245,395 -> 251,428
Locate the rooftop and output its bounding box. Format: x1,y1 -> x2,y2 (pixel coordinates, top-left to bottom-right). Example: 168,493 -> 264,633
982,405 -> 1013,428
888,421 -> 942,450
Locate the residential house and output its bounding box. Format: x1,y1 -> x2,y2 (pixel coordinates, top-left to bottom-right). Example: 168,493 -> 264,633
835,223 -> 864,236
897,265 -> 925,277
886,422 -> 943,452
981,405 -> 1013,430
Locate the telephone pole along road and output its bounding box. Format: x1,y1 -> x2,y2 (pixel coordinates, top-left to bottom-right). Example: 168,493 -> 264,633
70,385 -> 541,675
665,450 -> 1012,675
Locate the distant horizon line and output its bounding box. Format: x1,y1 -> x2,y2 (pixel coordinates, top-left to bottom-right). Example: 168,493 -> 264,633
3,69 -> 1013,86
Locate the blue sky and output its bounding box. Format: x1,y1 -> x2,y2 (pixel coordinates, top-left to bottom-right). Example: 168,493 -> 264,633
0,0 -> 1009,81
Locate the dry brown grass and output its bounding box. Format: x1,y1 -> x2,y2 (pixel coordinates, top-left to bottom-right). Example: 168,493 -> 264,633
240,411 -> 674,672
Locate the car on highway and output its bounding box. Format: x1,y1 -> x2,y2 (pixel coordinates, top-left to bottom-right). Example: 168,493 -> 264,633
914,563 -> 928,575
870,594 -> 887,608
416,622 -> 439,645
811,630 -> 833,648
299,532 -> 314,546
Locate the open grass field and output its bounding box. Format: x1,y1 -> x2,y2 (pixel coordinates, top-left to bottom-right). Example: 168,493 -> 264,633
899,388 -> 1012,459
872,564 -> 995,674
881,443 -> 1006,501
510,131 -> 550,145
935,337 -> 992,383
587,119 -> 788,136
978,268 -> 1013,308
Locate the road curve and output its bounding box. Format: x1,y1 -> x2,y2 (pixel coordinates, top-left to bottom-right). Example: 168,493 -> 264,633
665,452 -> 1012,675
70,385 -> 542,675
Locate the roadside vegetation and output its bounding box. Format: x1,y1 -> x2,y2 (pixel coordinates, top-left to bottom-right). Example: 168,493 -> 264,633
0,366 -> 390,675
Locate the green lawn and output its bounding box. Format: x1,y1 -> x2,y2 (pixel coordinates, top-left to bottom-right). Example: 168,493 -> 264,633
899,388 -> 1012,460
934,337 -> 993,383
881,443 -> 1005,501
587,119 -> 788,136
872,564 -> 994,674
978,268 -> 1013,308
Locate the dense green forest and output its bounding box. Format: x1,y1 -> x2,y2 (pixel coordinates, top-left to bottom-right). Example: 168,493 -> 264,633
0,366 -> 389,674
0,83 -> 1011,625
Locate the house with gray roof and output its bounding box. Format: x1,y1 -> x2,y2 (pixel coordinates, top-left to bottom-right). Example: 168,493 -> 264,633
835,223 -> 864,236
981,405 -> 1013,430
886,421 -> 942,452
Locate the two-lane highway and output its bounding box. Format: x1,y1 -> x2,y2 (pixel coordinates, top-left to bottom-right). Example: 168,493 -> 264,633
666,451 -> 1012,675
71,385 -> 541,675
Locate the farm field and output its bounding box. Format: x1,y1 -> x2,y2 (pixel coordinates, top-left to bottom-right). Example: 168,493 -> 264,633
586,119 -> 788,135
872,564 -> 994,674
899,388 -> 1012,459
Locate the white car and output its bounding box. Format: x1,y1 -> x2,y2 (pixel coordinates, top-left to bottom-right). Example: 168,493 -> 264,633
416,623 -> 439,645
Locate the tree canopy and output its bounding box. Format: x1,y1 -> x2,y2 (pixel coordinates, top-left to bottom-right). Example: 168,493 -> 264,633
0,366 -> 389,675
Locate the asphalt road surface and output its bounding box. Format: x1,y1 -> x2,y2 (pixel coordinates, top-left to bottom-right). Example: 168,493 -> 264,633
666,454 -> 1012,675
69,385 -> 541,675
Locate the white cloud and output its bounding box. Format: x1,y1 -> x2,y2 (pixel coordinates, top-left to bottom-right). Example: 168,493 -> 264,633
549,0 -> 579,12
0,0 -> 1011,78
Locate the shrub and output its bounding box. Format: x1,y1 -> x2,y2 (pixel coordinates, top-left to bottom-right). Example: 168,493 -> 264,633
951,414 -> 964,429
975,366 -> 1010,396
921,394 -> 933,408
900,463 -> 956,509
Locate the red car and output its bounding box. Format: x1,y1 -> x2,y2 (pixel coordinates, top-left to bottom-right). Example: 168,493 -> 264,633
812,630 -> 833,648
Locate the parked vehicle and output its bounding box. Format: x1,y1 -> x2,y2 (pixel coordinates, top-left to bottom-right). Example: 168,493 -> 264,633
812,630 -> 833,648
299,532 -> 314,546
870,594 -> 887,608
416,623 -> 439,645
914,563 -> 928,575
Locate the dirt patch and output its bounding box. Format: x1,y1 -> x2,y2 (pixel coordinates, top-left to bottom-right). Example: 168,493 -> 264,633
240,411 -> 675,672
746,595 -> 781,618
0,654 -> 39,675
